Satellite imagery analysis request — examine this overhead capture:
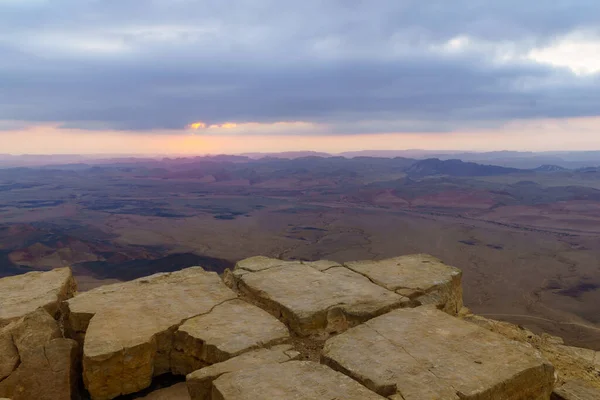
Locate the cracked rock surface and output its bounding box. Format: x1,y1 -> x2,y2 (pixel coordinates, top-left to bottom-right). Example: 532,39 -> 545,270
65,268 -> 238,400
0,268 -> 75,328
322,305 -> 555,400
211,361 -> 386,400
172,299 -> 289,375
344,253 -> 463,315
186,344 -> 299,400
0,309 -> 78,400
227,256 -> 407,336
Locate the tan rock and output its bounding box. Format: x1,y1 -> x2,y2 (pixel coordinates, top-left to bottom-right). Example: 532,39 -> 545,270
0,267 -> 76,328
211,360 -> 385,400
344,254 -> 464,315
0,322 -> 19,381
0,310 -> 79,400
230,257 -> 406,336
186,344 -> 299,400
464,314 -> 600,389
138,383 -> 191,400
172,299 -> 289,374
322,306 -> 554,400
65,267 -> 238,400
553,380 -> 600,399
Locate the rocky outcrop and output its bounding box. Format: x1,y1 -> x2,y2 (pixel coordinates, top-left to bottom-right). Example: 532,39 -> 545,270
172,299 -> 290,374
0,309 -> 79,400
3,254 -> 600,400
463,314 -> 600,389
553,380 -> 600,399
0,268 -> 75,328
65,268 -> 237,399
322,306 -> 554,399
225,256 -> 409,336
344,254 -> 463,315
211,361 -> 386,399
187,344 -> 299,400
65,268 -> 291,400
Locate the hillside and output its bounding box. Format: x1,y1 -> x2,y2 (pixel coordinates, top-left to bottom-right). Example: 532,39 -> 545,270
405,158 -> 523,177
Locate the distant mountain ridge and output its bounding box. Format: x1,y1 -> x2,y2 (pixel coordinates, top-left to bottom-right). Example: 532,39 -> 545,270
405,158 -> 523,177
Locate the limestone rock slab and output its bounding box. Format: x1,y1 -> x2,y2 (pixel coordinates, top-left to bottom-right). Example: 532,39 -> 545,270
230,257 -> 406,336
172,299 -> 289,374
65,267 -> 238,400
322,306 -> 554,400
0,267 -> 76,328
344,254 -> 463,315
211,360 -> 385,400
553,380 -> 600,399
0,310 -> 78,400
186,344 -> 299,400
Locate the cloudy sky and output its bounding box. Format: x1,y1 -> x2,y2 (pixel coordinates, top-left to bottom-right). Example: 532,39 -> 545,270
1,0 -> 600,154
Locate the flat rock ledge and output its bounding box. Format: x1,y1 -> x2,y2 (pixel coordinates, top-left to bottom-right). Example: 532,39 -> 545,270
553,380 -> 600,399
172,299 -> 290,374
211,361 -> 386,400
187,344 -> 300,400
0,267 -> 76,328
322,305 -> 555,400
226,254 -> 463,336
344,253 -> 463,315
65,268 -> 290,400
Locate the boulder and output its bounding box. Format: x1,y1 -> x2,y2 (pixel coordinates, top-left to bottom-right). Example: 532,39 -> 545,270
186,344 -> 299,400
344,254 -> 463,315
65,267 -> 238,400
553,380 -> 600,399
322,306 -> 554,400
0,309 -> 79,400
211,360 -> 385,400
0,267 -> 76,328
138,383 -> 191,400
172,299 -> 289,374
228,257 -> 407,336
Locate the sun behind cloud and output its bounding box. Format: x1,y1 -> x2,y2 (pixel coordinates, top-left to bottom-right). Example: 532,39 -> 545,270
187,121 -> 239,130
188,121 -> 207,129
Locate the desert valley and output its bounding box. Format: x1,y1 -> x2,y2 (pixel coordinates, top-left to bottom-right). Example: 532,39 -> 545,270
2,153 -> 600,351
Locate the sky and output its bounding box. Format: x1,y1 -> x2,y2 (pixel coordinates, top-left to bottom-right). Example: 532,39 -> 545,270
1,0 -> 600,154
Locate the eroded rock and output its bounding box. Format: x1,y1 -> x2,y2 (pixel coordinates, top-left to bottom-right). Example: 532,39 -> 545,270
211,360 -> 385,400
344,254 -> 463,315
0,309 -> 79,400
172,299 -> 290,375
322,306 -> 554,400
0,267 -> 75,328
229,257 -> 406,336
65,267 -> 237,400
186,344 -> 299,400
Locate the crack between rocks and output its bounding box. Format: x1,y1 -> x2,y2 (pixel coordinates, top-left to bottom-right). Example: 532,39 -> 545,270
368,324 -> 461,397
0,332 -> 21,384
236,264 -> 287,273
97,296 -> 239,398
340,265 -> 412,299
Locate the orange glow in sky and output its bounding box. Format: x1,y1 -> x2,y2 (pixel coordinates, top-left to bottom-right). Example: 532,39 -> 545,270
3,116 -> 600,155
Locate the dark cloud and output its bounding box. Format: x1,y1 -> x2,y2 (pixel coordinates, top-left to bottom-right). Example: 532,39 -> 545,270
1,0 -> 600,133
